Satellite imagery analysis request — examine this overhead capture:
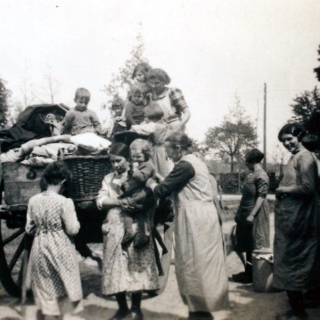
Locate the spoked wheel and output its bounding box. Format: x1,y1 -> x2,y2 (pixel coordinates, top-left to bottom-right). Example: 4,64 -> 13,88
0,221 -> 26,297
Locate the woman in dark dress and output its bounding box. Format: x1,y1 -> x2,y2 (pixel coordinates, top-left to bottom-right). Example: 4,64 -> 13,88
232,149 -> 270,283
273,123 -> 320,320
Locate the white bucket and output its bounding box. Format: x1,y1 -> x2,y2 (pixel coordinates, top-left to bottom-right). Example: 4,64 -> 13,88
252,249 -> 278,292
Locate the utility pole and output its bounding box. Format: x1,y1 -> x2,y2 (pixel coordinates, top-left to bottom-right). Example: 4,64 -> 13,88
263,83 -> 267,170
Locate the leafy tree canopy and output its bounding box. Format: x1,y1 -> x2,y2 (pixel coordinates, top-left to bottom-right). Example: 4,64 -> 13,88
291,86 -> 320,136
314,44 -> 320,82
205,96 -> 257,172
102,34 -> 149,101
0,78 -> 11,129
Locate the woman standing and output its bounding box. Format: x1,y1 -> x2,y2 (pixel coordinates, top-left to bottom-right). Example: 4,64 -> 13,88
273,123 -> 320,320
96,143 -> 159,320
232,149 -> 270,284
147,68 -> 191,132
146,132 -> 228,320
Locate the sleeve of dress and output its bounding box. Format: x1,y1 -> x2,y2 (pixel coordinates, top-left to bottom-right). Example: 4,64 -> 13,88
154,160 -> 195,199
96,175 -> 112,210
131,122 -> 156,136
90,110 -> 102,133
62,111 -> 75,134
61,198 -> 80,236
25,198 -> 36,235
169,88 -> 189,113
255,173 -> 269,198
125,103 -> 136,128
292,152 -> 317,197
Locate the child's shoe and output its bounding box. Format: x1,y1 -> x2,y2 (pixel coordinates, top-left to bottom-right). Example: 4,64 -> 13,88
133,234 -> 150,248
122,231 -> 135,245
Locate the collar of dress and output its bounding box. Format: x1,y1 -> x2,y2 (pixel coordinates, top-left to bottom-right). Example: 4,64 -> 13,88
152,88 -> 169,100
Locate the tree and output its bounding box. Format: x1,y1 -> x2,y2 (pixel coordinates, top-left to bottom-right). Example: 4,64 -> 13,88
290,86 -> 320,136
40,64 -> 60,104
314,45 -> 320,81
205,96 -> 258,172
102,34 -> 149,100
19,64 -> 37,108
0,78 -> 11,129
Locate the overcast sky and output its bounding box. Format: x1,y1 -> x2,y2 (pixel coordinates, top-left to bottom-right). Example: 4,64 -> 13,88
1,0 -> 320,159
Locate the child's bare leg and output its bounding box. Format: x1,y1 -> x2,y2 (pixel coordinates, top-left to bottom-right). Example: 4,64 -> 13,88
153,227 -> 168,255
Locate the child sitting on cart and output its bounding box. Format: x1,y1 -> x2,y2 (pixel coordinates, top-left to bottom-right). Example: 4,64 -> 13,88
120,139 -> 158,247
63,87 -> 101,135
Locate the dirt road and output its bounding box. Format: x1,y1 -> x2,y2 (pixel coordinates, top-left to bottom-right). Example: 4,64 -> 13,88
1,214 -> 320,319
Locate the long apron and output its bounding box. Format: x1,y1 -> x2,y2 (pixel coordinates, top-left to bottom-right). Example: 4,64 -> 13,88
150,88 -> 185,132
174,154 -> 229,312
273,149 -> 320,291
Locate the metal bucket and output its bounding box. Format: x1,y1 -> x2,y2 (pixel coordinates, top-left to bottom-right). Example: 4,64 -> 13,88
252,249 -> 278,292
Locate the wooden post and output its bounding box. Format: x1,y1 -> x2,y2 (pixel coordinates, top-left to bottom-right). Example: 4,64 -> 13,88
263,83 -> 267,170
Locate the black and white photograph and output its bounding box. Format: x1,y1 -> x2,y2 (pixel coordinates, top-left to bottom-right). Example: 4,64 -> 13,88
1,1 -> 320,319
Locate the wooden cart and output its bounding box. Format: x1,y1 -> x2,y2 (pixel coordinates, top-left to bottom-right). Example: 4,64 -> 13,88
0,155 -> 111,297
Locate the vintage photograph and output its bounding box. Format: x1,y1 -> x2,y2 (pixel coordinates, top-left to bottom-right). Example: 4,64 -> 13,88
1,1 -> 320,319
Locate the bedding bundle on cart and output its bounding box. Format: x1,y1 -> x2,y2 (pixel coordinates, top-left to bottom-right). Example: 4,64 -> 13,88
0,104 -> 112,205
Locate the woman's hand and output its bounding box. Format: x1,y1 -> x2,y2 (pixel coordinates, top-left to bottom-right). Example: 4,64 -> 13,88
246,215 -> 255,223
275,186 -> 289,199
146,177 -> 158,191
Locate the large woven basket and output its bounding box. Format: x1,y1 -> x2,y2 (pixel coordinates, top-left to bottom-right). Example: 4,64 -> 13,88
63,155 -> 111,202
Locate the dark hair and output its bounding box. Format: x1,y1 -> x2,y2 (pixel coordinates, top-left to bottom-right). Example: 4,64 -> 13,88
147,68 -> 171,85
278,123 -> 306,142
75,87 -> 90,101
42,161 -> 71,186
302,134 -> 320,152
245,149 -> 264,164
132,62 -> 152,80
165,131 -> 192,150
111,96 -> 125,108
109,143 -> 130,160
144,102 -> 164,121
130,139 -> 153,160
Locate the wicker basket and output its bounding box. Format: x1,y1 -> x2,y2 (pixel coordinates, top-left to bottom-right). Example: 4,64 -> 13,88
63,155 -> 111,202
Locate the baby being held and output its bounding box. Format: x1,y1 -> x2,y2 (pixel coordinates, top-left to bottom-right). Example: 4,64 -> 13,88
120,139 -> 157,247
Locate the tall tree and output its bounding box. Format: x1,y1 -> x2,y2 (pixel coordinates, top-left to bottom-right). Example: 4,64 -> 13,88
314,44 -> 320,81
102,34 -> 149,100
205,96 -> 257,172
0,78 -> 11,129
290,86 -> 320,136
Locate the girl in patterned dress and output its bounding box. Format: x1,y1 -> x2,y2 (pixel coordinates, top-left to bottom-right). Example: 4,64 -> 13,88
96,143 -> 159,320
25,162 -> 82,320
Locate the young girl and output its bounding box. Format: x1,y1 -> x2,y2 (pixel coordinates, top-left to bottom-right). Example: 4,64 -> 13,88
131,102 -> 170,177
120,139 -> 156,247
108,96 -> 126,139
25,162 -> 82,320
96,143 -> 159,320
132,62 -> 152,85
124,84 -> 149,130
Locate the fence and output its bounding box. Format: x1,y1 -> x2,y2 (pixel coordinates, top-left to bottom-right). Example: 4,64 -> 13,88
218,172 -> 281,194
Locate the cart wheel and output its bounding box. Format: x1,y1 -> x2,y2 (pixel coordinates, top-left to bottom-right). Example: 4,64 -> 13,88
0,221 -> 26,297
